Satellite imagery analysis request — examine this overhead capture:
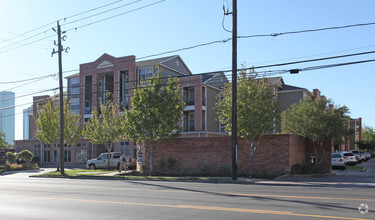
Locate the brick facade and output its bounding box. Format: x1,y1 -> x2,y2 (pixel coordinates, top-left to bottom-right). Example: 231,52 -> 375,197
138,134 -> 332,175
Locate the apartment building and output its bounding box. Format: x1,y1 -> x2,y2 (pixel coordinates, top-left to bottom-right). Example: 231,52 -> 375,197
65,53 -> 228,161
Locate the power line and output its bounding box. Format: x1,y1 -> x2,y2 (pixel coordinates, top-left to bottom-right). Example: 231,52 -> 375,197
61,0 -> 142,27
0,1 -> 163,54
238,21 -> 375,39
3,75 -> 56,91
65,0 -> 166,32
0,88 -> 58,103
0,34 -> 55,54
0,0 -> 128,46
0,74 -> 55,85
62,0 -> 126,21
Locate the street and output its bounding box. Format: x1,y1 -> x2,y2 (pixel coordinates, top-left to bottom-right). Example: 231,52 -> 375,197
0,168 -> 374,220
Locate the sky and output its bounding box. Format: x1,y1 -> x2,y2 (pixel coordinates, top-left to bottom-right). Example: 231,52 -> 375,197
0,0 -> 375,141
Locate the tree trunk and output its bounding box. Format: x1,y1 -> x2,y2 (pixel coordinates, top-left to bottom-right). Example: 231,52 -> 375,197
249,146 -> 256,177
107,143 -> 112,170
150,142 -> 154,174
56,149 -> 60,172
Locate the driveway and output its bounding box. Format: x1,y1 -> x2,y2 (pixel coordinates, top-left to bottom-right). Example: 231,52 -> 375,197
277,158 -> 375,185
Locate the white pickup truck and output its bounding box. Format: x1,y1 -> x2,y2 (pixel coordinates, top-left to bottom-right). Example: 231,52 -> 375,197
86,152 -> 136,170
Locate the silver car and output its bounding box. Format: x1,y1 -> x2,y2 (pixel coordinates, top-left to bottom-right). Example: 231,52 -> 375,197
332,153 -> 345,169
340,152 -> 357,165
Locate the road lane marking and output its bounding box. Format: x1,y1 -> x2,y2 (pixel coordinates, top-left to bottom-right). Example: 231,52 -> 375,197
2,194 -> 373,220
1,183 -> 375,202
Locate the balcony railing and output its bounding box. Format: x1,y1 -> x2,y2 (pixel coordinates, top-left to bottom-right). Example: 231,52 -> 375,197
84,107 -> 92,114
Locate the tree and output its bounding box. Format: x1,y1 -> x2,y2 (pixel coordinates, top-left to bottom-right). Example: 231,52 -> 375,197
358,126 -> 375,150
34,97 -> 82,174
281,98 -> 349,165
84,97 -> 125,170
124,72 -> 184,174
0,131 -> 8,149
17,150 -> 33,162
216,71 -> 279,176
6,152 -> 16,163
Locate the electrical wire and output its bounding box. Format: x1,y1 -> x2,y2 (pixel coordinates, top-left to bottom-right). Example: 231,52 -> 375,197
65,0 -> 166,33
238,21 -> 375,39
0,0 -> 129,45
0,74 -> 55,85
61,0 -> 142,27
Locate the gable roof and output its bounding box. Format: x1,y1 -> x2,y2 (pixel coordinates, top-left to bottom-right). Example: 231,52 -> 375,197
279,84 -> 306,92
135,56 -> 176,68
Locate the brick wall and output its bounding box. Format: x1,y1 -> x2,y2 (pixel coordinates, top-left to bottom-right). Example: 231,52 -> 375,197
138,134 -> 332,175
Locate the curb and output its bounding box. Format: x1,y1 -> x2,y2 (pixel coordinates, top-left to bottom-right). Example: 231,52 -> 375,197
29,174 -> 262,184
274,172 -> 336,180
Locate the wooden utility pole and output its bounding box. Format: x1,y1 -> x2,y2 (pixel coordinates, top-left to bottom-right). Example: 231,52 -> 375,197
231,0 -> 238,180
52,21 -> 68,174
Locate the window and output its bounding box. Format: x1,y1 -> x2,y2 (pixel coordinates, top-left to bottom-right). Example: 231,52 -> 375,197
189,113 -> 195,132
188,88 -> 194,105
64,150 -> 71,162
120,148 -> 130,156
202,110 -> 206,131
34,150 -> 40,157
54,151 -> 58,163
69,78 -> 80,95
120,71 -> 129,109
70,98 -> 80,115
220,121 -> 226,133
138,67 -> 153,85
75,149 -> 87,162
43,151 -> 50,162
202,87 -> 206,106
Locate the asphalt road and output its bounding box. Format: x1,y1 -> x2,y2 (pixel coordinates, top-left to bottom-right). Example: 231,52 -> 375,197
278,157 -> 375,184
0,169 -> 374,220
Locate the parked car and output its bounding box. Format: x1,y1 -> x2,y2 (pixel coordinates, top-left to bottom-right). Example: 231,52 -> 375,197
331,153 -> 345,169
350,150 -> 365,162
86,152 -> 136,170
364,151 -> 372,161
340,152 -> 357,165
369,151 -> 374,158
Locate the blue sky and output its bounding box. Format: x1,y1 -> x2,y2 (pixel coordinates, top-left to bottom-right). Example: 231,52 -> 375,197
1,0 -> 375,140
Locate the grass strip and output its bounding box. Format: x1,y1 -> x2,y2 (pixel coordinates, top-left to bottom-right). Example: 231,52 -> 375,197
348,165 -> 366,171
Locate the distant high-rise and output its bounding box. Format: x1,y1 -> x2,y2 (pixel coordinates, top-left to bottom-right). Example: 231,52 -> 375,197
0,91 -> 15,145
23,105 -> 33,140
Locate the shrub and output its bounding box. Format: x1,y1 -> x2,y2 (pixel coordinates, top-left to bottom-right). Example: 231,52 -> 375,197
200,164 -> 209,175
6,152 -> 16,163
217,164 -> 230,176
291,164 -> 326,175
158,159 -> 166,171
167,157 -> 176,169
17,150 -> 33,162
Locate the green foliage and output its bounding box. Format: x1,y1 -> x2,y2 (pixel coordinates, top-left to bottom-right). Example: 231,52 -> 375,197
6,152 -> 16,162
167,157 -> 176,169
124,70 -> 184,174
281,98 -> 350,165
0,131 -> 9,149
217,71 -> 279,140
17,150 -> 33,162
34,98 -> 82,145
217,164 -> 230,176
200,164 -> 209,174
84,97 -> 125,170
158,159 -> 166,170
358,126 -> 375,150
291,164 -> 326,175
281,98 -> 352,166
216,70 -> 279,175
282,98 -> 349,144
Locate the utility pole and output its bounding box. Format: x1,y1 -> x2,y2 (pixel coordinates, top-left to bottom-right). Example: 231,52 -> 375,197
231,0 -> 238,180
52,21 -> 69,175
